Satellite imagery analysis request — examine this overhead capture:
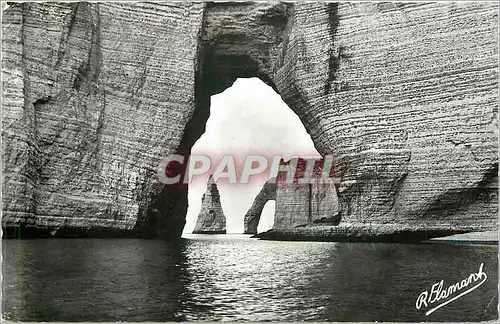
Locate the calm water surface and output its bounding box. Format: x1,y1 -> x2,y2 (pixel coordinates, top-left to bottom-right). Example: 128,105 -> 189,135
2,234 -> 498,322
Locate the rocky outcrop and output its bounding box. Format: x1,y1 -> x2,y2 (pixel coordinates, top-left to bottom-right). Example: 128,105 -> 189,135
193,176 -> 226,234
245,158 -> 341,234
243,179 -> 276,234
2,2 -> 498,240
255,225 -> 471,243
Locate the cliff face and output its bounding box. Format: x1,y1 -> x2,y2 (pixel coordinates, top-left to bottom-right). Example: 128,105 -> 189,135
193,176 -> 226,234
320,3 -> 498,235
2,2 -> 206,238
2,2 -> 498,240
274,178 -> 341,230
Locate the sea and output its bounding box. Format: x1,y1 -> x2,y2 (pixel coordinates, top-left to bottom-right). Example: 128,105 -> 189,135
2,234 -> 498,322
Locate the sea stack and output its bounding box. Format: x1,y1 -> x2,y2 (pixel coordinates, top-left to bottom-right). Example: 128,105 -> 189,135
193,176 -> 226,234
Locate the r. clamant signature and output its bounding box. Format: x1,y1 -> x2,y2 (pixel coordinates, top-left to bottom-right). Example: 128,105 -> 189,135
415,263 -> 488,316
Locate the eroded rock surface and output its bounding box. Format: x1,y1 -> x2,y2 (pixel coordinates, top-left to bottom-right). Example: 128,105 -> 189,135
274,178 -> 341,231
2,2 -> 206,238
193,176 -> 226,234
2,2 -> 498,240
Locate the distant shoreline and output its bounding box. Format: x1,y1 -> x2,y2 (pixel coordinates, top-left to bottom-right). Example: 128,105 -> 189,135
427,231 -> 498,245
3,225 -> 497,245
253,226 -> 498,244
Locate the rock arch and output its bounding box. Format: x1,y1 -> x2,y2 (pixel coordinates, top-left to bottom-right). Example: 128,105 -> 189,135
245,158 -> 342,235
2,2 -> 497,240
243,179 -> 277,234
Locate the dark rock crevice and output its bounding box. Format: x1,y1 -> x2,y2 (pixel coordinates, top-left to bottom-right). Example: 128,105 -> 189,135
419,163 -> 498,221
55,3 -> 79,70
324,3 -> 340,95
72,3 -> 102,92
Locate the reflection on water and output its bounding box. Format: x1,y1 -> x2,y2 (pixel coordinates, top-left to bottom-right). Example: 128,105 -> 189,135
3,239 -> 190,321
2,234 -> 498,322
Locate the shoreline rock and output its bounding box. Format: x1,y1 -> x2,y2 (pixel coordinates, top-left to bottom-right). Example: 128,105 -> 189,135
253,224 -> 493,243
192,230 -> 227,235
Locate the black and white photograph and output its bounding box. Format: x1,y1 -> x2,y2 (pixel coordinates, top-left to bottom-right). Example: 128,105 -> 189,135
1,0 -> 498,322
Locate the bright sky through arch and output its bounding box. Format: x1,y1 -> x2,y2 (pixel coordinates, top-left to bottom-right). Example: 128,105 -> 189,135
183,78 -> 320,234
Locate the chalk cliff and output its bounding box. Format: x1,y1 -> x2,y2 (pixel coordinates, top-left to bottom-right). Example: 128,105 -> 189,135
274,178 -> 341,230
193,176 -> 226,234
2,2 -> 498,240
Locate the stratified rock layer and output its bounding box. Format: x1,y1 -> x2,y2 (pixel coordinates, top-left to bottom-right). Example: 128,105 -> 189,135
2,2 -> 206,239
2,2 -> 498,240
193,176 -> 226,234
274,178 -> 340,230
